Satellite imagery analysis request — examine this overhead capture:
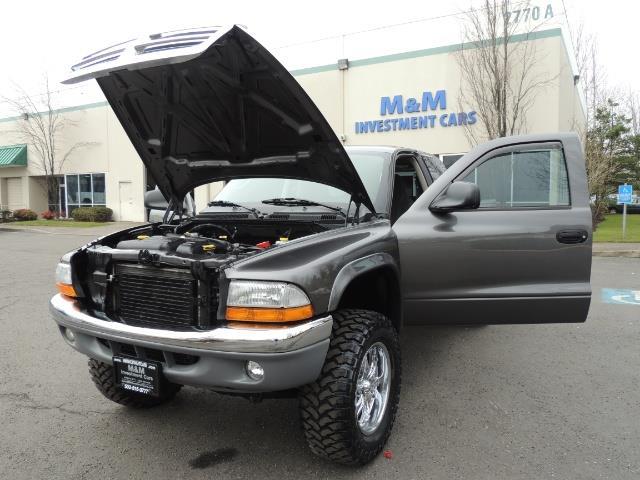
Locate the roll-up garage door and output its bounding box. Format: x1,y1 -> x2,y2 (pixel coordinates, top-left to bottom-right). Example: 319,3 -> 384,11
7,177 -> 24,210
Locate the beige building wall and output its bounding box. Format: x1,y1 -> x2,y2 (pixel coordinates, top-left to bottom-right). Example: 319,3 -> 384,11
297,70 -> 344,136
27,176 -> 48,213
0,104 -> 145,220
296,31 -> 584,156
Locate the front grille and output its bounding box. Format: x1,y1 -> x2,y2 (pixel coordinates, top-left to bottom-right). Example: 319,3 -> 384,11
114,264 -> 197,328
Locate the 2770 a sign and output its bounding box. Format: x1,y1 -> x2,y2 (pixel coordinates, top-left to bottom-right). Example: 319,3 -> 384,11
506,3 -> 554,23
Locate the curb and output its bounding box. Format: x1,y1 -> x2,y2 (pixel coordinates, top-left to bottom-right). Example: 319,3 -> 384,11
0,226 -> 104,236
0,222 -> 143,236
593,250 -> 640,258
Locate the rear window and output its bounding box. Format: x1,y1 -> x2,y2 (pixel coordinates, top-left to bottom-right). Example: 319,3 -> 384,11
422,154 -> 446,181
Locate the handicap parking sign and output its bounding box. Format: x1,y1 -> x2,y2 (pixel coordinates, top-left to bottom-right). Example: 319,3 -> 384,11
618,184 -> 633,204
602,288 -> 640,306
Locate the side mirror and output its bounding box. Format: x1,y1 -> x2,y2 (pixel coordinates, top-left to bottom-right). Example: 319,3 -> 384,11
429,181 -> 480,213
144,189 -> 169,210
144,189 -> 196,221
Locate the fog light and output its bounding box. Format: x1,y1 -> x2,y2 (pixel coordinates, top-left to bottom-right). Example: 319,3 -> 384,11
245,361 -> 264,381
64,328 -> 76,343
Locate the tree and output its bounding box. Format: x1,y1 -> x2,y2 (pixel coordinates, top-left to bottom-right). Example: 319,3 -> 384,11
572,24 -> 607,130
627,89 -> 640,136
1,77 -> 95,213
571,25 -> 639,224
613,136 -> 640,189
455,0 -> 557,143
613,91 -> 640,190
585,99 -> 630,202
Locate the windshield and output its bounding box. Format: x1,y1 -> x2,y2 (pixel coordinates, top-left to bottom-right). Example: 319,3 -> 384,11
212,151 -> 390,213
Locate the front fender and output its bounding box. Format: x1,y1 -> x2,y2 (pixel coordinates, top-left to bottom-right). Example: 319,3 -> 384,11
326,252 -> 400,311
221,220 -> 399,315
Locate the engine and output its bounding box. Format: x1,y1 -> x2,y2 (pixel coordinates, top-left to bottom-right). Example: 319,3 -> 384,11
74,218 -> 330,330
112,219 -> 327,258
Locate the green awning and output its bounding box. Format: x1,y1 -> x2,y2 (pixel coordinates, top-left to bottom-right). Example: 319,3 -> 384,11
0,144 -> 27,167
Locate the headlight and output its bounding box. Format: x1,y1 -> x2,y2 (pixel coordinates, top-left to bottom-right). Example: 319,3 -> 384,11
55,262 -> 72,285
55,260 -> 77,297
226,281 -> 313,323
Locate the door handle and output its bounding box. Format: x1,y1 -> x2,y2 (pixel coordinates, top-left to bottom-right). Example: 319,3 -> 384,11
556,229 -> 588,244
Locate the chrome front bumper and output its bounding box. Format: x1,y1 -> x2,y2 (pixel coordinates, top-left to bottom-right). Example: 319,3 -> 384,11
49,294 -> 333,391
50,294 -> 332,353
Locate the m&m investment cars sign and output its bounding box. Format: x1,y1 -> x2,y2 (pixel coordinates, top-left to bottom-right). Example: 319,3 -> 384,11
354,90 -> 477,134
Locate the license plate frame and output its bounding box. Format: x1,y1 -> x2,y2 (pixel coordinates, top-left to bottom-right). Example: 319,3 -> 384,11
113,356 -> 162,397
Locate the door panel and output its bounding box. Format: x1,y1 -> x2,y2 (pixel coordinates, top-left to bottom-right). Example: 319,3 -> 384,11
118,181 -> 135,221
393,133 -> 592,325
7,177 -> 24,210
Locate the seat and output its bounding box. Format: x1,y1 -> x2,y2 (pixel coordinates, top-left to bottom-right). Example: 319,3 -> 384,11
390,174 -> 415,223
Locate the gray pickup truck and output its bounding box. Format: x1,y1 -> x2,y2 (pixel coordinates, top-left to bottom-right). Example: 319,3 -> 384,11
51,26 -> 592,465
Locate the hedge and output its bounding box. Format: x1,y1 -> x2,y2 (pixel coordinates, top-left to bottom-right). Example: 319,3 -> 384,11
41,210 -> 60,220
12,209 -> 38,221
71,206 -> 113,222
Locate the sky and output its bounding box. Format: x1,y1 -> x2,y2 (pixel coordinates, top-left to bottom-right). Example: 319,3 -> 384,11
0,0 -> 637,115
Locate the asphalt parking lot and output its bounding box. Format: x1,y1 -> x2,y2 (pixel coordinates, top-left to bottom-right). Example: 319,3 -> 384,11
1,226 -> 639,480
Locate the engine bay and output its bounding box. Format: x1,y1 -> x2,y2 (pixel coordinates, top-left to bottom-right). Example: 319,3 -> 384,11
72,217 -> 339,324
79,216 -> 343,276
109,218 -> 332,260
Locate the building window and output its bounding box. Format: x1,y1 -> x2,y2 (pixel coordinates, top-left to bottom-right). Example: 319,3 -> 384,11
79,174 -> 92,204
93,174 -> 106,204
65,173 -> 106,216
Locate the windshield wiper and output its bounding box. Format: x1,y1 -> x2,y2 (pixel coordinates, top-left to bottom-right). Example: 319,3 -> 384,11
207,200 -> 263,218
262,197 -> 346,217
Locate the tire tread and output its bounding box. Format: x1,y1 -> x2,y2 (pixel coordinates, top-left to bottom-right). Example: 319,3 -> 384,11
300,309 -> 401,465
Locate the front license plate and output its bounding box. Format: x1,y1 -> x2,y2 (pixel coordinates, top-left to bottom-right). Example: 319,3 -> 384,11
113,356 -> 161,397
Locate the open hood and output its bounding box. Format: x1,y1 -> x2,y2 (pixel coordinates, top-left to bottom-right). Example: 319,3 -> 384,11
62,26 -> 375,212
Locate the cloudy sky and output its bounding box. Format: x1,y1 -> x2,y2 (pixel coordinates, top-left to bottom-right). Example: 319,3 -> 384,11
0,0 -> 637,114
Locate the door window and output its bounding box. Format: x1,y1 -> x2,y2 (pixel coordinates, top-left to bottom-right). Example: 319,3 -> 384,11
460,146 -> 570,208
46,176 -> 64,212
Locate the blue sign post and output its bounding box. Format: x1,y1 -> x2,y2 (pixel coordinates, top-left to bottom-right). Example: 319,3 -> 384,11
618,184 -> 633,239
618,184 -> 633,204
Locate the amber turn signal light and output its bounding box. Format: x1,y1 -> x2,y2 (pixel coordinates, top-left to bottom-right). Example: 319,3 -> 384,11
56,282 -> 78,298
225,305 -> 313,323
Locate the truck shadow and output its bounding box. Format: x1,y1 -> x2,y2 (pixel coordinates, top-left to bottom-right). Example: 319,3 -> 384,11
98,326 -> 486,477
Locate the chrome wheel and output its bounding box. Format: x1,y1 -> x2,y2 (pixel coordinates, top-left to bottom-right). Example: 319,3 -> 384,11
301,310 -> 401,464
355,342 -> 391,435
